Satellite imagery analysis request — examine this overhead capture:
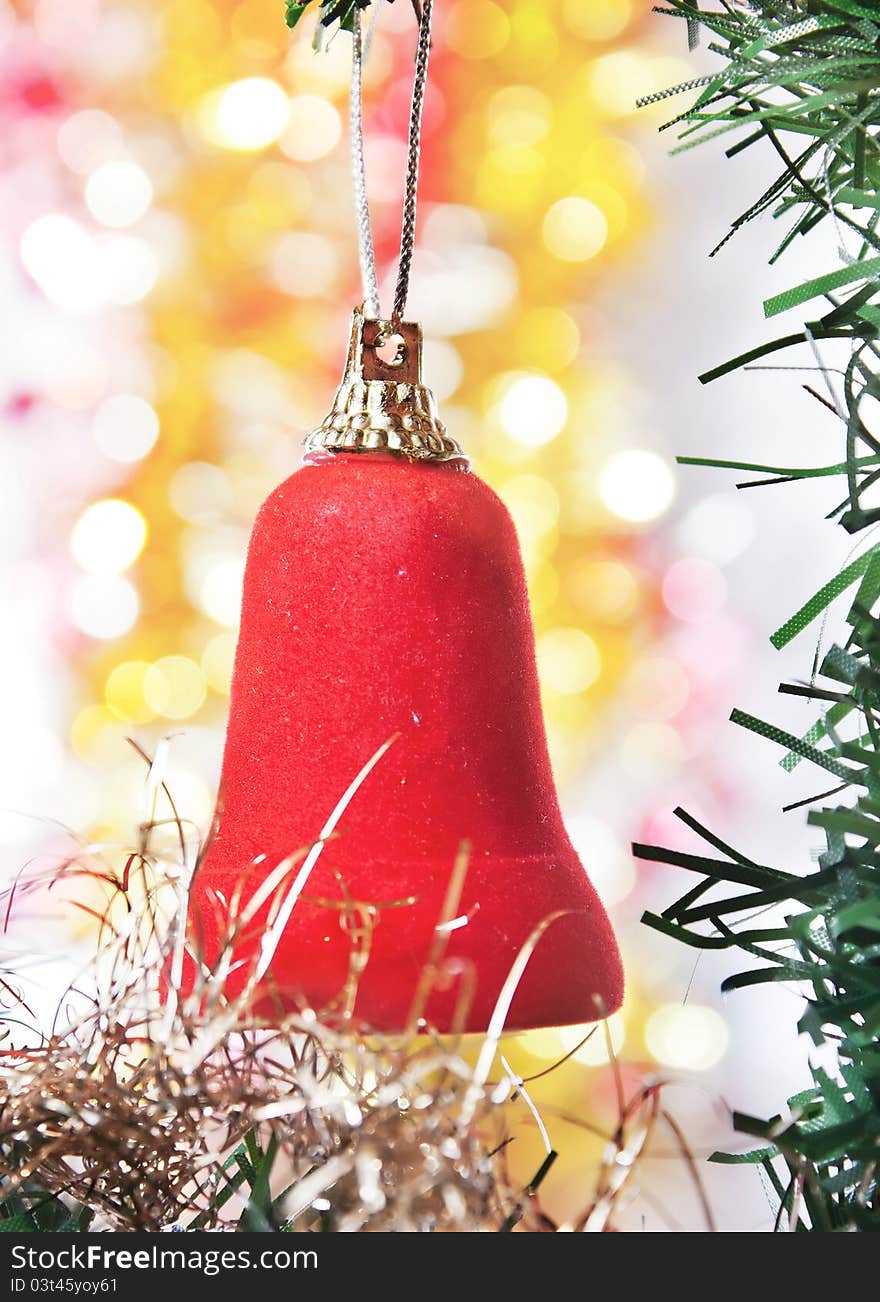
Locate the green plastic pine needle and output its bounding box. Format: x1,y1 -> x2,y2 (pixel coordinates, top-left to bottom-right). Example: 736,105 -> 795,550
637,1 -> 880,1233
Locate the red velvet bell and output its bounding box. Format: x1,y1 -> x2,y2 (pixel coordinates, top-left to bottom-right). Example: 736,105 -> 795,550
189,312 -> 623,1032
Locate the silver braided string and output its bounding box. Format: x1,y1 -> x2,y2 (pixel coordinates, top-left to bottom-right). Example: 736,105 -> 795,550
392,0 -> 433,322
351,7 -> 381,318
350,0 -> 433,324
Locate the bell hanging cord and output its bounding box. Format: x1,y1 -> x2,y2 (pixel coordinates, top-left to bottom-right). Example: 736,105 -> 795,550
304,0 -> 462,460
349,0 -> 434,325
350,6 -> 380,319
392,0 -> 433,322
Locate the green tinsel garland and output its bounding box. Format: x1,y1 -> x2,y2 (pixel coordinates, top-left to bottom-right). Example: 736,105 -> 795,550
636,0 -> 880,1232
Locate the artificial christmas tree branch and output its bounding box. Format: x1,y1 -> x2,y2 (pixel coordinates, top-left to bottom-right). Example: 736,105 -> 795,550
637,0 -> 880,1232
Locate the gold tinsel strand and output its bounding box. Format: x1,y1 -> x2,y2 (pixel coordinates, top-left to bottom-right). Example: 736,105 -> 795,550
0,752 -> 695,1233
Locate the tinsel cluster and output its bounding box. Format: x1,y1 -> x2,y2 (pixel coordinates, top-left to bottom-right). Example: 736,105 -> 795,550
0,790 -> 665,1233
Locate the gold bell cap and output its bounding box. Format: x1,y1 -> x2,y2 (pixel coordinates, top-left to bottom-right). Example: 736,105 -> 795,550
304,307 -> 466,463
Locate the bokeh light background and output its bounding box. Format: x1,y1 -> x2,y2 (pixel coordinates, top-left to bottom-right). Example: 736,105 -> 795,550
1,0 -> 840,1230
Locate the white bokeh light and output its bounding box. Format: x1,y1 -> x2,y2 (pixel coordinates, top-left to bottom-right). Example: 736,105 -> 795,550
565,813 -> 637,907
20,215 -> 106,313
269,231 -> 339,297
99,233 -> 159,303
70,499 -> 147,575
199,558 -> 246,628
621,721 -> 684,779
645,1004 -> 729,1072
422,338 -> 464,401
20,217 -> 159,312
170,462 -> 232,523
498,373 -> 569,446
157,764 -> 214,829
678,493 -> 756,566
406,241 -> 518,335
93,393 -> 160,462
69,574 -> 139,640
280,95 -> 342,161
599,449 -> 675,523
201,78 -> 290,151
57,110 -> 124,174
85,159 -> 154,227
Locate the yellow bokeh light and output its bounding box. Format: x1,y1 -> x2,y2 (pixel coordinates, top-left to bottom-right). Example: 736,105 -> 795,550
70,704 -> 120,762
143,656 -> 207,720
198,77 -> 289,151
280,95 -> 342,162
537,627 -> 601,694
582,181 -> 629,239
202,631 -> 238,695
527,563 -> 560,617
105,660 -> 155,725
500,475 -> 560,548
519,1013 -> 625,1067
543,196 -> 608,262
580,135 -> 645,191
487,84 -> 552,147
446,0 -> 510,59
228,0 -> 286,44
563,0 -> 632,42
486,142 -> 544,180
518,307 -> 581,372
70,499 -> 147,575
560,1014 -> 625,1066
516,1026 -> 569,1062
284,14 -> 354,94
568,558 -> 640,624
645,1004 -> 729,1072
497,373 -> 569,447
507,4 -> 559,70
476,151 -> 544,215
589,51 -> 692,119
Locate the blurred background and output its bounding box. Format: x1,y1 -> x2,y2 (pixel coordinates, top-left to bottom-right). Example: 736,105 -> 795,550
0,0 -> 850,1230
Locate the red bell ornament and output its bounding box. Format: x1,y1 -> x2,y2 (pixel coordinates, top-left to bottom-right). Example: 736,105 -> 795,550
189,310 -> 623,1032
